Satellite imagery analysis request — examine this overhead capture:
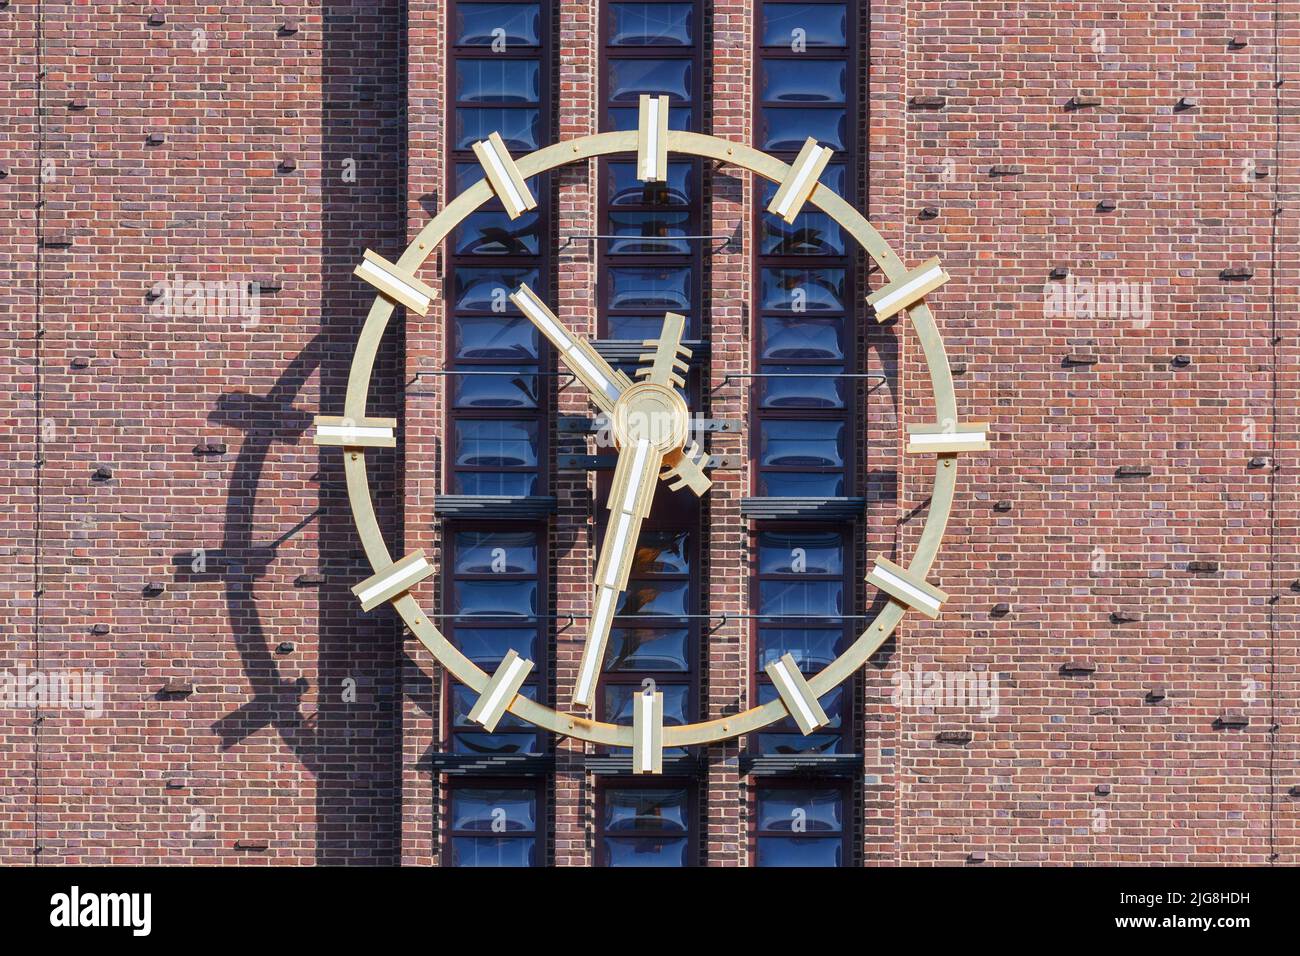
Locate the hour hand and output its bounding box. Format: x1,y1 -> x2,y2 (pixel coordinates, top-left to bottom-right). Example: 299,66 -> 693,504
573,437 -> 663,709
636,311 -> 691,389
509,283 -> 631,415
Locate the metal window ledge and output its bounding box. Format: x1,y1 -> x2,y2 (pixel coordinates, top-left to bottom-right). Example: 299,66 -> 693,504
434,495 -> 557,519
428,752 -> 555,777
740,497 -> 866,521
584,754 -> 706,777
739,754 -> 863,778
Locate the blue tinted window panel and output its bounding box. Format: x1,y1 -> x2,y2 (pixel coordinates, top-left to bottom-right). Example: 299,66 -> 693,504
452,731 -> 541,755
454,419 -> 539,468
609,105 -> 692,132
451,627 -> 539,667
755,836 -> 843,867
615,578 -> 689,617
759,579 -> 844,618
610,3 -> 695,46
453,267 -> 541,313
760,210 -> 846,257
604,627 -> 691,672
757,471 -> 844,497
755,732 -> 843,755
453,472 -> 539,496
758,531 -> 844,574
455,3 -> 542,47
453,579 -> 539,618
452,788 -> 538,832
760,3 -> 848,48
602,788 -> 689,832
760,107 -> 846,152
760,316 -> 845,360
607,211 -> 694,255
609,266 -> 693,311
607,313 -> 693,341
456,59 -> 541,104
451,836 -> 538,866
601,837 -> 689,867
631,531 -> 691,574
608,58 -> 693,102
760,268 -> 848,313
609,161 -> 694,206
756,628 -> 848,673
455,531 -> 539,574
454,210 -> 542,256
453,367 -> 539,409
757,684 -> 843,731
759,420 -> 844,468
758,366 -> 846,410
455,108 -> 540,151
756,789 -> 843,832
455,316 -> 540,361
760,60 -> 847,104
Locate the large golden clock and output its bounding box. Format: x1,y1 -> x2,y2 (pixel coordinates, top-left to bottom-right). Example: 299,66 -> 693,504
316,97 -> 987,773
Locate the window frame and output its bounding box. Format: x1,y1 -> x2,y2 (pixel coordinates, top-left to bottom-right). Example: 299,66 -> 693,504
444,777 -> 547,867
595,778 -> 699,867
749,780 -> 851,867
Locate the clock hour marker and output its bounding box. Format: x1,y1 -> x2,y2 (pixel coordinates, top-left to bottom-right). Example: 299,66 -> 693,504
468,649 -> 535,732
906,422 -> 990,454
632,690 -> 664,774
636,94 -> 669,183
866,556 -> 949,619
351,550 -> 435,612
312,415 -> 396,448
353,250 -> 437,315
472,130 -> 538,220
765,653 -> 830,735
867,256 -> 950,322
767,137 -> 834,223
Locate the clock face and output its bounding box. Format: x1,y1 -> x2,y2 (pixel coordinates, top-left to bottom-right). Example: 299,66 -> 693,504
317,104 -> 985,774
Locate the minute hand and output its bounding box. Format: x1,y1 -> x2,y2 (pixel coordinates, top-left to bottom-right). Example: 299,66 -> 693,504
510,283 -> 631,415
573,436 -> 663,709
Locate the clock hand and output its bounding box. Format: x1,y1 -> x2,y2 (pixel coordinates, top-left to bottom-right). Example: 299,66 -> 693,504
509,283 -> 631,415
636,311 -> 690,389
573,436 -> 664,709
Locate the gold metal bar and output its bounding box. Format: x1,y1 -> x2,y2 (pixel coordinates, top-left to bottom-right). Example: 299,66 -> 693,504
353,250 -> 436,315
632,690 -> 664,774
468,649 -> 535,732
636,94 -> 670,182
765,653 -> 830,735
906,421 -> 991,454
866,256 -> 949,322
472,130 -> 537,219
312,415 -> 397,449
351,550 -> 435,612
766,137 -> 834,223
866,556 -> 949,620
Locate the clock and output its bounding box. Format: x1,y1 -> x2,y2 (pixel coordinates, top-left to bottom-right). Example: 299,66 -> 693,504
317,97 -> 987,774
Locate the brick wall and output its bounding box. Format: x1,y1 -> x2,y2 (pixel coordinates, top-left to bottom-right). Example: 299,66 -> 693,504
1,0 -> 1294,865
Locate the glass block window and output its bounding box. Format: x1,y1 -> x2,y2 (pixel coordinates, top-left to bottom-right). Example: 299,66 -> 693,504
448,1 -> 550,497
444,527 -> 545,756
599,1 -> 702,340
448,784 -> 542,867
598,785 -> 693,866
753,0 -> 856,499
751,529 -> 851,756
753,785 -> 847,866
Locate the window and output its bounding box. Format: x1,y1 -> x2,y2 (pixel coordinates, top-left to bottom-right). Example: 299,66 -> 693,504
597,785 -> 694,866
751,529 -> 851,755
448,784 -> 542,866
448,0 -> 550,497
753,785 -> 847,866
599,1 -> 702,340
598,528 -> 695,755
753,1 -> 855,499
444,527 -> 545,755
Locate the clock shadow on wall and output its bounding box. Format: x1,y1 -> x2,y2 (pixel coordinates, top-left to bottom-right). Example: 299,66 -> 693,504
168,5 -> 413,864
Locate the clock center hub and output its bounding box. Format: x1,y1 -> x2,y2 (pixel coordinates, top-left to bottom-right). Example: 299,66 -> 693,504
612,382 -> 689,453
